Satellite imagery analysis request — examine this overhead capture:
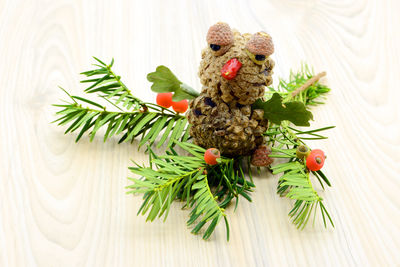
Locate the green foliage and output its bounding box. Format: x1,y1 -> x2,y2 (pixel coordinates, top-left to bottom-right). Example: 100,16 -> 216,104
206,157 -> 255,209
147,65 -> 199,101
263,65 -> 335,229
188,177 -> 228,240
253,63 -> 332,126
271,161 -> 333,229
127,142 -> 254,240
265,118 -> 334,229
127,142 -> 230,240
127,144 -> 206,223
52,58 -> 335,239
53,92 -> 189,147
253,93 -> 313,126
81,57 -> 144,110
53,58 -> 190,148
147,66 -> 181,93
267,63 -> 330,106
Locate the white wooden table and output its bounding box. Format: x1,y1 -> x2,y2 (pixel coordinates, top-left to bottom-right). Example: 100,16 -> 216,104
1,0 -> 399,266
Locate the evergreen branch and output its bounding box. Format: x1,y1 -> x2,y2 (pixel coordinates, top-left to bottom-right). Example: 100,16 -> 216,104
207,157 -> 254,209
188,176 -> 229,240
271,161 -> 334,229
127,144 -> 207,222
265,124 -> 336,145
127,142 -> 235,240
127,165 -> 204,222
263,80 -> 335,231
267,63 -> 330,106
272,161 -> 320,201
291,71 -> 326,98
177,143 -> 255,207
80,57 -> 144,111
53,92 -> 189,147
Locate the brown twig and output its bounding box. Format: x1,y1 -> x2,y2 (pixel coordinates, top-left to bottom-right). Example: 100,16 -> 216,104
291,71 -> 326,97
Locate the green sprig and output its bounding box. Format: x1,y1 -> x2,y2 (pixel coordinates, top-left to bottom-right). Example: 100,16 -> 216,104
81,57 -> 144,111
267,63 -> 330,105
265,64 -> 334,229
53,93 -> 189,147
127,142 -> 254,240
53,58 -> 190,149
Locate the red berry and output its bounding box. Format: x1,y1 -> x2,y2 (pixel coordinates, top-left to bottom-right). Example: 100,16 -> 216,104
306,149 -> 325,171
204,148 -> 221,165
172,99 -> 188,113
156,92 -> 173,108
221,58 -> 242,80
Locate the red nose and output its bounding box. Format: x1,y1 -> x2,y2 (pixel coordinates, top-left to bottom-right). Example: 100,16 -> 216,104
221,58 -> 242,80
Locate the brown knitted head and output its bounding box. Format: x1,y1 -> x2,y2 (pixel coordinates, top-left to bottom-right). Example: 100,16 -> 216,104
206,22 -> 234,56
188,24 -> 275,156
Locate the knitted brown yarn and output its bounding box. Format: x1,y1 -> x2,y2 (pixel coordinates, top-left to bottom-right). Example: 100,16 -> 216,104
187,24 -> 275,156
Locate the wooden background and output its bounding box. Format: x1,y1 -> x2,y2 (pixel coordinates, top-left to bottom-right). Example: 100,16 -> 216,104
1,0 -> 399,266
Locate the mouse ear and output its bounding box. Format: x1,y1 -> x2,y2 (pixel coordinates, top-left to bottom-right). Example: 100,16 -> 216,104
246,32 -> 274,57
206,22 -> 234,45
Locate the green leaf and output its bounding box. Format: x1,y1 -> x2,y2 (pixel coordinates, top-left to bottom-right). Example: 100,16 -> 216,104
147,65 -> 182,93
252,93 -> 313,126
147,66 -> 199,100
172,83 -> 199,101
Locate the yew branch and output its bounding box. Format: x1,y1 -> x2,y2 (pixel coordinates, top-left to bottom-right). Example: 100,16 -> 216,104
291,72 -> 326,97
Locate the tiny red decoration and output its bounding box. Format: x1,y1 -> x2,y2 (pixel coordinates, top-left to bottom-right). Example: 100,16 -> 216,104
156,92 -> 173,108
172,99 -> 189,113
221,58 -> 242,80
306,149 -> 325,171
204,148 -> 221,165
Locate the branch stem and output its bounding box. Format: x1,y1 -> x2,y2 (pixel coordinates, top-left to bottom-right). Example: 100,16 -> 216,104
106,65 -> 144,105
291,72 -> 326,97
72,104 -> 184,119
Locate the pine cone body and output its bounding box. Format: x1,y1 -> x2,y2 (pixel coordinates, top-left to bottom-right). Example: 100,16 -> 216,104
187,92 -> 267,156
187,27 -> 274,156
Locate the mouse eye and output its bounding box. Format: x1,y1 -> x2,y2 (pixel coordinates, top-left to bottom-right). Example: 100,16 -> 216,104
255,55 -> 266,61
206,22 -> 234,56
245,50 -> 267,65
245,32 -> 274,65
210,44 -> 221,51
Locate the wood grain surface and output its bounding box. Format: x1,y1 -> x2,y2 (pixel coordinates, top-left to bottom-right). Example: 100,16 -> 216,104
1,0 -> 399,266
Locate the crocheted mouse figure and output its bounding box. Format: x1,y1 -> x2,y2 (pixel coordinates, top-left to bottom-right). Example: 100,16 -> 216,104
187,22 -> 275,158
